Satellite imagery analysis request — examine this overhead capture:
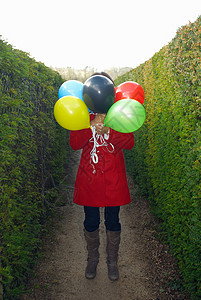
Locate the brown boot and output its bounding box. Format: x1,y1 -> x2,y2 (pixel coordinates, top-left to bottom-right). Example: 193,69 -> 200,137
84,229 -> 100,279
106,230 -> 121,281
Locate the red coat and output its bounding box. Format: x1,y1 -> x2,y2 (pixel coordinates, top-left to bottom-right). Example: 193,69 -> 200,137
69,125 -> 134,207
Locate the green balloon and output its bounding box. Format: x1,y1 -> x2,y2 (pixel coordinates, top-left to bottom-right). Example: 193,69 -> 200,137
104,99 -> 146,133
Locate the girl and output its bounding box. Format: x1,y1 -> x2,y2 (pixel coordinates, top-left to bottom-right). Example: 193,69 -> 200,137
69,73 -> 134,281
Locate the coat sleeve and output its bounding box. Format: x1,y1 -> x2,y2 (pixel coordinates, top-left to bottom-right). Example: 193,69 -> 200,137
108,129 -> 134,150
69,128 -> 92,150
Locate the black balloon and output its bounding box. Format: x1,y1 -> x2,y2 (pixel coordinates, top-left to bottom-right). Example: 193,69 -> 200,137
83,75 -> 115,113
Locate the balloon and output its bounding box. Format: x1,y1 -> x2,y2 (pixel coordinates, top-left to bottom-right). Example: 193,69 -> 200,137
54,96 -> 90,130
58,80 -> 84,100
115,81 -> 145,104
83,75 -> 115,113
104,99 -> 146,133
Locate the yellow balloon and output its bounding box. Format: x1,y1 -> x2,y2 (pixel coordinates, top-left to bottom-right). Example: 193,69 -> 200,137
54,96 -> 90,130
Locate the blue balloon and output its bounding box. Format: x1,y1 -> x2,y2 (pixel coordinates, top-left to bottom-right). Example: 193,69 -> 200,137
58,80 -> 84,100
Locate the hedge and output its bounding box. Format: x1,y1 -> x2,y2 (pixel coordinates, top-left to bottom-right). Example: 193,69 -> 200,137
115,16 -> 201,298
0,38 -> 68,298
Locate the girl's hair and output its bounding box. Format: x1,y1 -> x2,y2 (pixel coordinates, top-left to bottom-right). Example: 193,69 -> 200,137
90,72 -> 114,84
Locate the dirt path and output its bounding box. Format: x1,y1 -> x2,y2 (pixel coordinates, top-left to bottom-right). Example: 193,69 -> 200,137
21,151 -> 189,300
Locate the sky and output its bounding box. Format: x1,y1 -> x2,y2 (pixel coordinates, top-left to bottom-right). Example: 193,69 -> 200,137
0,0 -> 200,70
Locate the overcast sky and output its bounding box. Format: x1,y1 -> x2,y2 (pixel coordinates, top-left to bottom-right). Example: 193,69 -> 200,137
0,0 -> 200,70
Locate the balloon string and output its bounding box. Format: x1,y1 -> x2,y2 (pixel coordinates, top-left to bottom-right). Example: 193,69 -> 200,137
89,126 -> 114,173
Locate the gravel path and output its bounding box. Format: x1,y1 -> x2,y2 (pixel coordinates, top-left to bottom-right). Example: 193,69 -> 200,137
21,151 -> 189,300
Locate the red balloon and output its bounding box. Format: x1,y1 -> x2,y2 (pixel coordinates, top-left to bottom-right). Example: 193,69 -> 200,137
115,81 -> 145,104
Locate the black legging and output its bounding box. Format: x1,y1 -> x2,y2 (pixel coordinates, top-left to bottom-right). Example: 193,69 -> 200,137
84,206 -> 121,232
